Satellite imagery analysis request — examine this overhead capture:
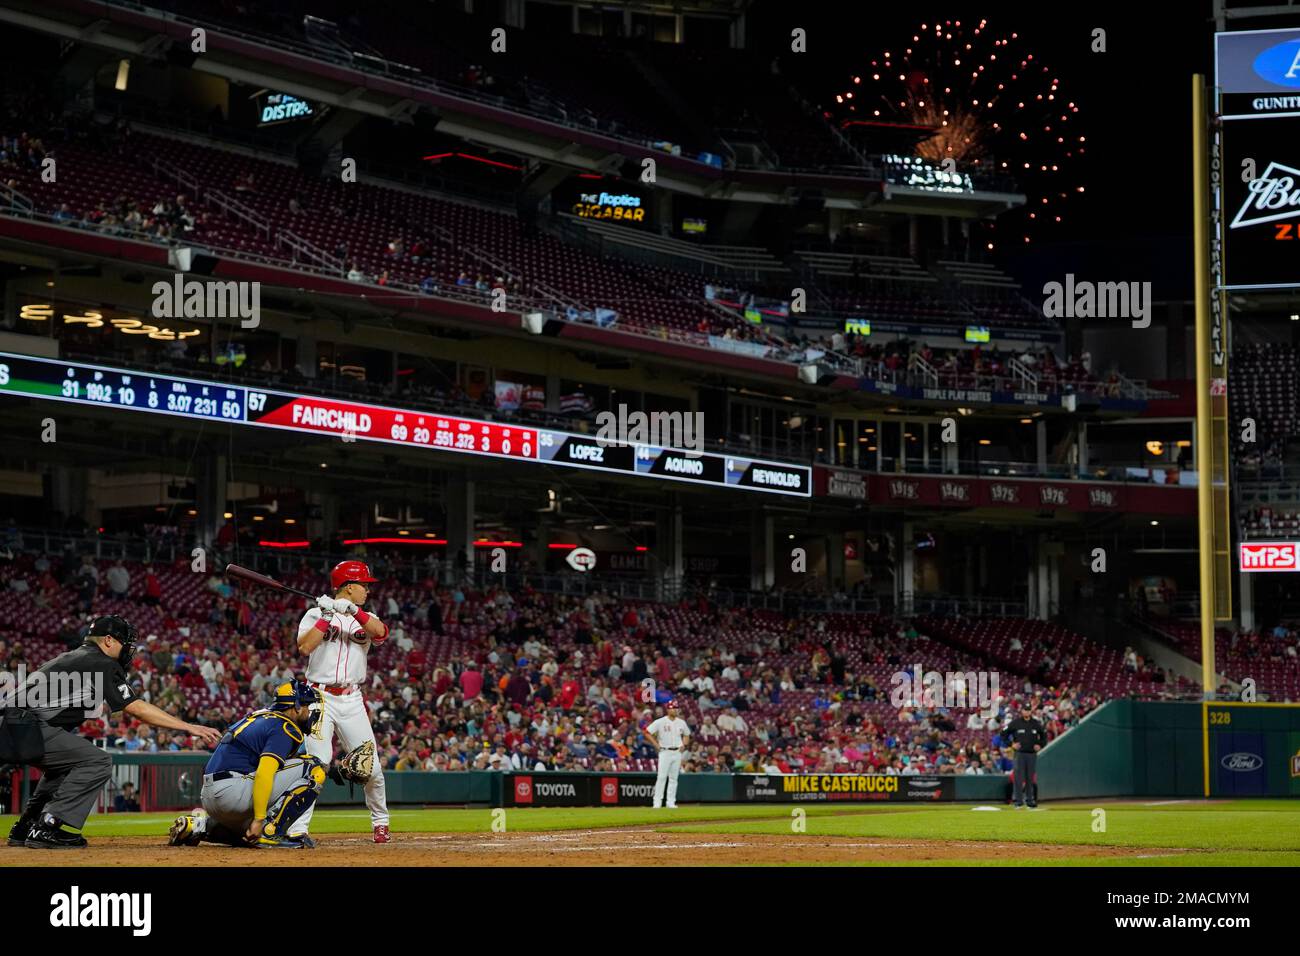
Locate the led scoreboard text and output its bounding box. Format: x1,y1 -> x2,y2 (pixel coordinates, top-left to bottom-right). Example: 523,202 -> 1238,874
0,353 -> 808,497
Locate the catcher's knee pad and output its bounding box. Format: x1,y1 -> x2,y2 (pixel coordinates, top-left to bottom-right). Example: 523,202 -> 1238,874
303,755 -> 328,788
263,781 -> 322,839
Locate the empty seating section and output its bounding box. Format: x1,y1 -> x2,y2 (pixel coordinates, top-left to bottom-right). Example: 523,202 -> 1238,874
1147,620 -> 1300,700
1230,343 -> 1297,453
936,259 -> 1043,327
797,251 -> 1049,330
11,128 -> 771,339
798,251 -> 965,325
649,45 -> 859,169
568,214 -> 788,279
918,617 -> 1182,698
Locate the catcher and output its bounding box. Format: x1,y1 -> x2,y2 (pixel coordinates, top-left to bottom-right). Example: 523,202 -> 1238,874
167,679 -> 374,849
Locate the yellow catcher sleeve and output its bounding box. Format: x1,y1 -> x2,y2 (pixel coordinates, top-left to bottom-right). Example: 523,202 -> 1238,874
252,754 -> 280,819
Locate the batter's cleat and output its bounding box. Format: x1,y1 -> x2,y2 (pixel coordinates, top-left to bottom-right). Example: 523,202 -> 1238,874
168,814 -> 202,847
24,818 -> 88,850
293,834 -> 318,849
373,825 -> 390,844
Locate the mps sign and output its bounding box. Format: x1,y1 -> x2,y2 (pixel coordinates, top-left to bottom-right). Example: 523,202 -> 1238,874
1239,541 -> 1300,572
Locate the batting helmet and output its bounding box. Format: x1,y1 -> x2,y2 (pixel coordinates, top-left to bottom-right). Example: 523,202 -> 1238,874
330,559 -> 377,591
86,615 -> 139,669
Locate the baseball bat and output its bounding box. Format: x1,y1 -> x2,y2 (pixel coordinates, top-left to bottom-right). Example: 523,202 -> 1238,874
224,563 -> 317,602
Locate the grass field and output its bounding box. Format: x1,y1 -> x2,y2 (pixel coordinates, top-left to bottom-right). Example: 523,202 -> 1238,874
4,800 -> 1299,866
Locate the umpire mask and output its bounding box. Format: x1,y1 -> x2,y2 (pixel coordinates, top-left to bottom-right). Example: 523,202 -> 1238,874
86,615 -> 140,670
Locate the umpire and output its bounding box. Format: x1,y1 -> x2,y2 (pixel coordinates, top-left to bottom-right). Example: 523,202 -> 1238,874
0,615 -> 221,849
1004,701 -> 1047,809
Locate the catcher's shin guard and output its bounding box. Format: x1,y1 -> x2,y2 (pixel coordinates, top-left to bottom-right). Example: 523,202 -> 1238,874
262,759 -> 327,839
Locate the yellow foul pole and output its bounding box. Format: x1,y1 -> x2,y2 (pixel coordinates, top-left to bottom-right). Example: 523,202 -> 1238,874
1192,74 -> 1218,713
1193,74 -> 1214,796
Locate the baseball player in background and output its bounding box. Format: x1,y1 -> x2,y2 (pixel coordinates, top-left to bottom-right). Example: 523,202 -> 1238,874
290,559 -> 392,843
645,700 -> 690,809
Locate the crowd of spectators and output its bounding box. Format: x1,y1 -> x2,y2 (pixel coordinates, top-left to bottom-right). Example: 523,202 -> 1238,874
835,337 -> 1116,396
1242,506 -> 1300,539
0,546 -> 1140,779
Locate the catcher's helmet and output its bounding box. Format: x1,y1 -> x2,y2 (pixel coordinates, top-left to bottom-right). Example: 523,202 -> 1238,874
273,679 -> 322,711
272,679 -> 322,733
86,615 -> 139,669
330,559 -> 377,591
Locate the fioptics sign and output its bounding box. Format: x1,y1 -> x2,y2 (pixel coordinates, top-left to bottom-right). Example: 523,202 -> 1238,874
571,191 -> 646,223
0,352 -> 809,498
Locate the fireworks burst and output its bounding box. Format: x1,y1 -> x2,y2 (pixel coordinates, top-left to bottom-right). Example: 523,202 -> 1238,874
832,18 -> 1084,246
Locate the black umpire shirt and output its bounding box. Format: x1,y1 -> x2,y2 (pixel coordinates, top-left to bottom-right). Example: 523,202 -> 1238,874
1004,715 -> 1047,753
0,644 -> 136,730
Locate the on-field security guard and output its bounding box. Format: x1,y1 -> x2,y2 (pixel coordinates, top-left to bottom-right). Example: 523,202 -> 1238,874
1,615 -> 221,849
645,700 -> 691,809
169,679 -> 329,850
1005,702 -> 1047,809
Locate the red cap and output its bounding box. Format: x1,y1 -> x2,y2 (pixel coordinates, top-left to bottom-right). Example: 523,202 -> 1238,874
331,559 -> 377,591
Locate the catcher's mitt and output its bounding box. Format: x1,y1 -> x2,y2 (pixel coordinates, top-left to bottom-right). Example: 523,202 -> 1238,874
328,741 -> 375,785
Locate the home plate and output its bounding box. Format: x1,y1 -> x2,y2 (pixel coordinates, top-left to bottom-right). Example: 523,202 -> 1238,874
971,806 -> 1002,811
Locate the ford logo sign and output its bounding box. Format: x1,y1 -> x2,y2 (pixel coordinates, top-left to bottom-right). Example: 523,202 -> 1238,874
1254,39 -> 1300,89
1221,752 -> 1263,772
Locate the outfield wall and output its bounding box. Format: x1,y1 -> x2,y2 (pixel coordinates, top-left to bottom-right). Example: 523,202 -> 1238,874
1039,700 -> 1300,800
37,755 -> 1010,812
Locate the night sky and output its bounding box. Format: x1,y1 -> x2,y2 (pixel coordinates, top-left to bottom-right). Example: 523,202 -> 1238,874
750,0 -> 1220,296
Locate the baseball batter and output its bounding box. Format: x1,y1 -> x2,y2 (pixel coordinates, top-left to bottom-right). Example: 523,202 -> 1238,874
645,701 -> 690,809
290,559 -> 391,843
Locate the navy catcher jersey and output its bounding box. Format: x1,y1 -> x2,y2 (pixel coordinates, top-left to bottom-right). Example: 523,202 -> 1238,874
204,711 -> 304,776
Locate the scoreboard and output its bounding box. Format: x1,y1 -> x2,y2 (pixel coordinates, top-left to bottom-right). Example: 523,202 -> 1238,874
0,352 -> 809,497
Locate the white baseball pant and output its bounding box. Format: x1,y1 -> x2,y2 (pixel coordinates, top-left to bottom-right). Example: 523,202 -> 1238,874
653,749 -> 682,808
289,688 -> 388,836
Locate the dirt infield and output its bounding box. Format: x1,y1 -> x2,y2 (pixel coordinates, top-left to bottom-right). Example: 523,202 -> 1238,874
0,826 -> 1191,866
